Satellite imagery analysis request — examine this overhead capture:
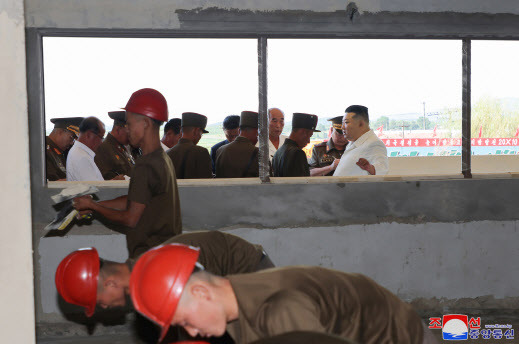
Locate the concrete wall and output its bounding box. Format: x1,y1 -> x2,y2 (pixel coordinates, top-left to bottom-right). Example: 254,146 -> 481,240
0,1 -> 36,343
33,177 -> 519,327
23,0 -> 519,30
22,0 -> 519,338
35,220 -> 519,321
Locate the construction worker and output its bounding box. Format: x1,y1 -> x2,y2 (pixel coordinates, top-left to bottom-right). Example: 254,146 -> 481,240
167,112 -> 213,179
73,88 -> 182,258
54,231 -> 274,315
130,244 -> 433,344
45,117 -> 83,181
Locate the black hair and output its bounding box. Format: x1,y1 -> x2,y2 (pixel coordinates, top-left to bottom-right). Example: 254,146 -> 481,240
345,105 -> 369,124
164,118 -> 181,134
79,116 -> 103,134
223,115 -> 240,130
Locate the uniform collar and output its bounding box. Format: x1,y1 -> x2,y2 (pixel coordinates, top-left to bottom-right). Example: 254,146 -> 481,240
105,132 -> 121,147
235,136 -> 254,145
178,138 -> 195,146
326,138 -> 347,153
284,138 -> 300,148
46,136 -> 63,154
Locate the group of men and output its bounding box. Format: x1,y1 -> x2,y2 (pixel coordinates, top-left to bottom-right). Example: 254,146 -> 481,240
52,88 -> 432,344
46,103 -> 389,182
45,111 -> 183,182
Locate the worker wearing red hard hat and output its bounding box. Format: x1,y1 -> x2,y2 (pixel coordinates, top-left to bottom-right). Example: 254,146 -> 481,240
73,88 -> 182,258
55,231 -> 274,316
130,244 -> 436,344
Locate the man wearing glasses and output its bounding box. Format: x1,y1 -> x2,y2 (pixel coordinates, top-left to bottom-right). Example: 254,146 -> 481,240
66,116 -> 106,181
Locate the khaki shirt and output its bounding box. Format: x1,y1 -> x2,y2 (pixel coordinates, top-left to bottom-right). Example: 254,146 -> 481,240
45,136 -> 67,181
160,231 -> 264,276
94,133 -> 135,179
308,138 -> 346,176
272,139 -> 310,177
226,267 -> 423,344
126,148 -> 182,258
167,138 -> 212,179
215,136 -> 259,178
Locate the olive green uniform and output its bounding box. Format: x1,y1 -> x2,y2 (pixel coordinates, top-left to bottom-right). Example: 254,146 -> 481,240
215,136 -> 259,178
94,133 -> 135,179
160,231 -> 267,275
272,139 -> 310,177
167,138 -> 212,179
226,266 -> 424,344
308,138 -> 346,176
45,136 -> 67,181
127,148 -> 182,258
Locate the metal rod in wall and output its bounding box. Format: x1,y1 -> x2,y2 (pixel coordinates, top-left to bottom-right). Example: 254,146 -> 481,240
258,37 -> 270,183
462,39 -> 472,178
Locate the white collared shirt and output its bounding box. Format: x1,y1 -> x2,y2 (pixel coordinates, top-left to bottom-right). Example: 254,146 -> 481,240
256,134 -> 287,160
161,141 -> 169,152
66,141 -> 104,181
333,129 -> 389,176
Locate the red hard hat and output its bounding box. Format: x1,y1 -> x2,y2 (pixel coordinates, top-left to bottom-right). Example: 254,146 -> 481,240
55,247 -> 99,317
123,88 -> 168,122
130,244 -> 200,343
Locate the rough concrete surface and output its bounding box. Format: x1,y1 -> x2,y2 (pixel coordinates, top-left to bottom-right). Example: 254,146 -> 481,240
0,0 -> 35,343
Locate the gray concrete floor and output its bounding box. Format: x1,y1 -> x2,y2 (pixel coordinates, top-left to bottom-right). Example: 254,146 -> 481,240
37,319 -> 519,343
38,334 -> 146,344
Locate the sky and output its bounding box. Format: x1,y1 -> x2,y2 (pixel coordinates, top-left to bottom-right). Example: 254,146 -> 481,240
43,37 -> 519,131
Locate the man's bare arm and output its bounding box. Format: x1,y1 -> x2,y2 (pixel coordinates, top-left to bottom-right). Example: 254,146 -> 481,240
97,195 -> 128,210
74,195 -> 145,227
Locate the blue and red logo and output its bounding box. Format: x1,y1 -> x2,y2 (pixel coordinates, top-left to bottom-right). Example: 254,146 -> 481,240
442,314 -> 469,340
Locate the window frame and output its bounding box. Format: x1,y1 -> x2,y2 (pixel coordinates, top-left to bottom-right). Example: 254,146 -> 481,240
27,28 -> 519,192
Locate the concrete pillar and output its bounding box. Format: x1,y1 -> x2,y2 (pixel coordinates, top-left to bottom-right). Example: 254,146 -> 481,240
0,1 -> 36,343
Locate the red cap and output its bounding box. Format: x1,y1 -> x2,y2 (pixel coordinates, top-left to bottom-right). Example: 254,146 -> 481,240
130,244 -> 200,342
55,247 -> 99,317
123,88 -> 168,122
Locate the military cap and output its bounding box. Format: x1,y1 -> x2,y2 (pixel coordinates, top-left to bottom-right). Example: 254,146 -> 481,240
50,117 -> 84,138
239,111 -> 259,129
181,112 -> 209,133
292,113 -> 321,132
108,111 -> 127,127
328,115 -> 343,134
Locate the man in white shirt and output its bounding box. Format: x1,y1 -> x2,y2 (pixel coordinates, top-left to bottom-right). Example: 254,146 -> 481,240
161,118 -> 181,151
66,117 -> 106,181
333,105 -> 389,176
257,107 -> 287,160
